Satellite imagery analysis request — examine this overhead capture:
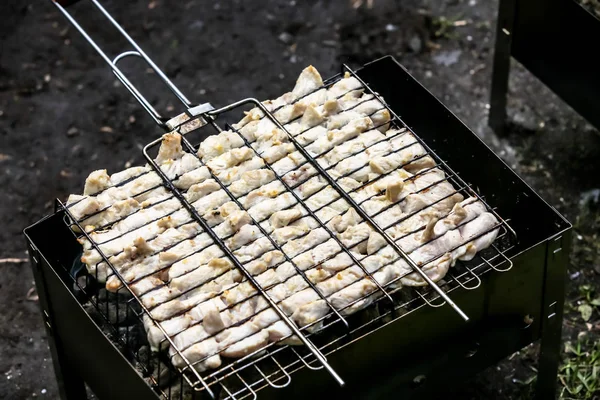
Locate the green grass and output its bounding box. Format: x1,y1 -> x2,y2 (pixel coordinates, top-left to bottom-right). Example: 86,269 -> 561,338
559,339 -> 600,399
431,15 -> 462,39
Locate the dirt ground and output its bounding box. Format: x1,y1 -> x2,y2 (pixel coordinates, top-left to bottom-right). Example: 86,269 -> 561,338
1,0 -> 599,399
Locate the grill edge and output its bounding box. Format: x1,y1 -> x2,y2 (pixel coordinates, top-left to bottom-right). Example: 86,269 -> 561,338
25,56 -> 571,400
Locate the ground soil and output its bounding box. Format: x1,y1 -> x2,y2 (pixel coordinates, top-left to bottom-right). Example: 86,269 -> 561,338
1,0 -> 599,399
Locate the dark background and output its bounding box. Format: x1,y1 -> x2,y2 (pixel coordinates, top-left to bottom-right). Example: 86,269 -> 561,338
1,0 -> 599,398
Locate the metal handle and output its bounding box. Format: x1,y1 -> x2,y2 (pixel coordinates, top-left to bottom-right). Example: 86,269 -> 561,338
50,0 -> 201,129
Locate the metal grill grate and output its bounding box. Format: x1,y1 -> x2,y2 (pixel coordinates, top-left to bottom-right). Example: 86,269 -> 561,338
49,1 -> 516,399
58,68 -> 515,399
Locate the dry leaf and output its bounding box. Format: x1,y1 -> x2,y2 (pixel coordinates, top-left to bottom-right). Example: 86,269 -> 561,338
26,287 -> 38,302
578,304 -> 593,322
426,41 -> 442,50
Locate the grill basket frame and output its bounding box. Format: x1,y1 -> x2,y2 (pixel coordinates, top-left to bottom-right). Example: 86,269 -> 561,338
25,54 -> 571,399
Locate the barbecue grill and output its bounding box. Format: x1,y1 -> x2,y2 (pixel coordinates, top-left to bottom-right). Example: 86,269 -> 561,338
24,1 -> 572,399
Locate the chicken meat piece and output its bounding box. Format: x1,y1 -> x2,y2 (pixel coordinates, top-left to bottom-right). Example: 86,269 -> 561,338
84,192 -> 239,282
228,169 -> 276,198
197,130 -> 245,162
167,237 -> 344,354
67,65 -> 503,376
457,212 -> 499,261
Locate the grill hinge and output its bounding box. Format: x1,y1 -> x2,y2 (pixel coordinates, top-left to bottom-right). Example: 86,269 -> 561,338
544,234 -> 567,321
27,243 -> 54,334
43,310 -> 54,333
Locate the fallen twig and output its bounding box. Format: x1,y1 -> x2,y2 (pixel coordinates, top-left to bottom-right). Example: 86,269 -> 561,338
0,258 -> 29,264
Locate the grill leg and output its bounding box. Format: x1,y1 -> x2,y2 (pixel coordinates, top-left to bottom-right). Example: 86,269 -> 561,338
489,0 -> 517,136
28,245 -> 88,400
536,314 -> 563,400
535,235 -> 569,400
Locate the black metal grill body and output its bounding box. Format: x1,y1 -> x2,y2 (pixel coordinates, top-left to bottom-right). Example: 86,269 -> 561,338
489,0 -> 600,134
25,57 -> 571,400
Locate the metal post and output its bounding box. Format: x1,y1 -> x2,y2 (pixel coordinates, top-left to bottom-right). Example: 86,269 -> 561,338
27,243 -> 88,400
536,233 -> 569,399
489,0 -> 517,136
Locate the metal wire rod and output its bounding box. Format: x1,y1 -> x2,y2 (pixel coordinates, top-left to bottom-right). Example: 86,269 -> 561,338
50,0 -> 193,128
229,97 -> 471,321
58,200 -> 217,398
142,136 -> 345,387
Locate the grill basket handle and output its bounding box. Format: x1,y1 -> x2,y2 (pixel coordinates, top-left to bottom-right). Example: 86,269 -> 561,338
49,0 -> 197,129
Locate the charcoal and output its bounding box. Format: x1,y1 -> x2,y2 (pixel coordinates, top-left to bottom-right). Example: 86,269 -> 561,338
137,345 -> 151,365
164,380 -> 195,400
82,302 -> 107,326
152,358 -> 174,388
105,301 -> 132,325
97,287 -> 132,302
118,324 -> 144,352
85,289 -> 137,325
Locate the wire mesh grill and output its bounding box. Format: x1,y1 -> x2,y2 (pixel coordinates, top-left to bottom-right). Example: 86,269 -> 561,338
56,63 -> 516,400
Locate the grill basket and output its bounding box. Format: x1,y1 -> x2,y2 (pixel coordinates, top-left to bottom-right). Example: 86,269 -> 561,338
24,1 -> 572,399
